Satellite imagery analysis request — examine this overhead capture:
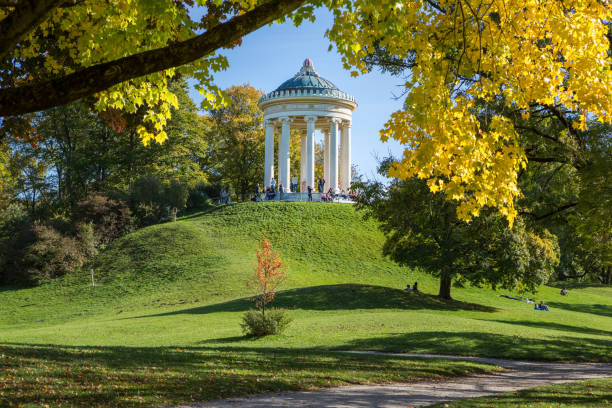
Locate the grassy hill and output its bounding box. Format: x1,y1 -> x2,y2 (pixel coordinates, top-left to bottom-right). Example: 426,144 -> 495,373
0,202 -> 610,406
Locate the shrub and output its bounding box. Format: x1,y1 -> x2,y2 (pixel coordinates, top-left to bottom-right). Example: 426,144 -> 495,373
76,222 -> 98,259
186,182 -> 209,210
73,194 -> 133,245
186,181 -> 227,209
21,225 -> 86,283
240,308 -> 292,337
241,239 -> 289,337
0,204 -> 34,284
163,180 -> 189,221
131,175 -> 164,207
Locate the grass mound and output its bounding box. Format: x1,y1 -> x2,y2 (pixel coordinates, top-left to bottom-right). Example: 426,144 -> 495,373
0,202 -> 610,358
0,202 -> 610,406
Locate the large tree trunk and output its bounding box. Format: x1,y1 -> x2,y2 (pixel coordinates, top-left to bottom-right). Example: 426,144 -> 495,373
602,266 -> 611,286
438,273 -> 452,300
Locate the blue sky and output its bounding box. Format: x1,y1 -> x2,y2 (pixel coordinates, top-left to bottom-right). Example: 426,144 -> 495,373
188,8 -> 407,180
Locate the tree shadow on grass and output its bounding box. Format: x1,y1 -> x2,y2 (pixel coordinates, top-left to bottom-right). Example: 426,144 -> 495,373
337,331 -> 612,362
483,319 -> 612,337
178,205 -> 226,221
127,284 -> 496,319
546,302 -> 612,318
0,342 -> 492,408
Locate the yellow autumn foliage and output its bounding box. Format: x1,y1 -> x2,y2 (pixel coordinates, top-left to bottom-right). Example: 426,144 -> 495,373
326,0 -> 612,224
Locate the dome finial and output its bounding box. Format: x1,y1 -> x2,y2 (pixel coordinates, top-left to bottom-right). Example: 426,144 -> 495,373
303,58 -> 314,68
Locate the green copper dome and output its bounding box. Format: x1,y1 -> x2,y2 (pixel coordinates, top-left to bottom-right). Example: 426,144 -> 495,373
274,59 -> 340,92
260,59 -> 357,105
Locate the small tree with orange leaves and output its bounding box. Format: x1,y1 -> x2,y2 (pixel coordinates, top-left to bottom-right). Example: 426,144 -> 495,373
242,239 -> 290,337
250,238 -> 285,317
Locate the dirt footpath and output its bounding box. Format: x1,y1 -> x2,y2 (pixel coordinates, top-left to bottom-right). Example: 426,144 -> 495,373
167,352 -> 612,408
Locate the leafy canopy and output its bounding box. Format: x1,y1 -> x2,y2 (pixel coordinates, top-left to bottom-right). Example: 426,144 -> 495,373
2,0 -> 610,225
354,161 -> 560,299
0,0 -> 313,142
327,0 -> 612,225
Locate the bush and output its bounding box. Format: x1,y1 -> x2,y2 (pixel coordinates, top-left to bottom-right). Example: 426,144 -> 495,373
0,204 -> 34,284
73,194 -> 133,245
21,225 -> 86,283
240,308 -> 291,337
186,181 -> 228,209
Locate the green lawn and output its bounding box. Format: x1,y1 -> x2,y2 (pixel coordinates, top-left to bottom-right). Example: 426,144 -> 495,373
1,202 -> 610,406
0,344 -> 494,408
431,378 -> 612,407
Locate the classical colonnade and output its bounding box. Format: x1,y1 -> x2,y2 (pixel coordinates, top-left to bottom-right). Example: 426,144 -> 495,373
264,116 -> 351,193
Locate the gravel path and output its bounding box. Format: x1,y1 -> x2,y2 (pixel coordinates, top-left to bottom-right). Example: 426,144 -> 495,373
167,352 -> 612,408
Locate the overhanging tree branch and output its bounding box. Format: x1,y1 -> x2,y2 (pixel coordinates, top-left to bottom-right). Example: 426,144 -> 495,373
523,202 -> 578,221
0,0 -> 306,117
0,0 -> 63,59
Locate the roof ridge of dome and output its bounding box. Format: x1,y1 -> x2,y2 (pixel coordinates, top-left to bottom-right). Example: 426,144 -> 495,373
274,59 -> 340,92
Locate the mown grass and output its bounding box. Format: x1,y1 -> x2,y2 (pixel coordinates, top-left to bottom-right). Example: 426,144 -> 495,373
0,344 -> 495,408
430,378 -> 612,407
0,202 -> 610,406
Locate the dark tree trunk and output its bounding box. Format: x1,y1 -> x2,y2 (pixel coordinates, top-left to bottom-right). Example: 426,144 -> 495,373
438,273 -> 452,300
602,266 -> 611,286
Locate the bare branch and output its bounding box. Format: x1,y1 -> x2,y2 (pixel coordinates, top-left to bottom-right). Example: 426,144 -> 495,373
0,0 -> 306,117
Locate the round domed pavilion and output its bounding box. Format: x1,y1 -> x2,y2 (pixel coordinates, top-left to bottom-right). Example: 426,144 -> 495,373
259,59 -> 357,195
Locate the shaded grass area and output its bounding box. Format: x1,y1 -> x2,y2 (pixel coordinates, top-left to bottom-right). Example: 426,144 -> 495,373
0,203 -> 611,407
431,378 -> 612,407
0,343 -> 496,408
129,284 -> 496,319
339,331 -> 612,362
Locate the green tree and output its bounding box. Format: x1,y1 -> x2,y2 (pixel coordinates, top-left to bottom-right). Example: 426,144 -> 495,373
207,84 -> 264,200
355,161 -> 559,299
3,79 -> 208,220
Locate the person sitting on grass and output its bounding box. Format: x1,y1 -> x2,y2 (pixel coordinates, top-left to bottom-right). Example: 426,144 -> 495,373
412,281 -> 418,292
535,301 -> 550,311
405,283 -> 413,292
327,187 -> 336,202
560,288 -> 568,296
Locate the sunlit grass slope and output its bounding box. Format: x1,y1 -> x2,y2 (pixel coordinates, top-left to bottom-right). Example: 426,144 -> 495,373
1,202 -> 611,362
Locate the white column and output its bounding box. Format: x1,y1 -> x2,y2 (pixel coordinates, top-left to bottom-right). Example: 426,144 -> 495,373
323,131 -> 330,192
329,118 -> 340,193
277,123 -> 283,190
338,143 -> 343,190
264,119 -> 274,188
305,116 -> 317,192
340,121 -> 352,191
279,117 -> 291,190
300,131 -> 306,192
